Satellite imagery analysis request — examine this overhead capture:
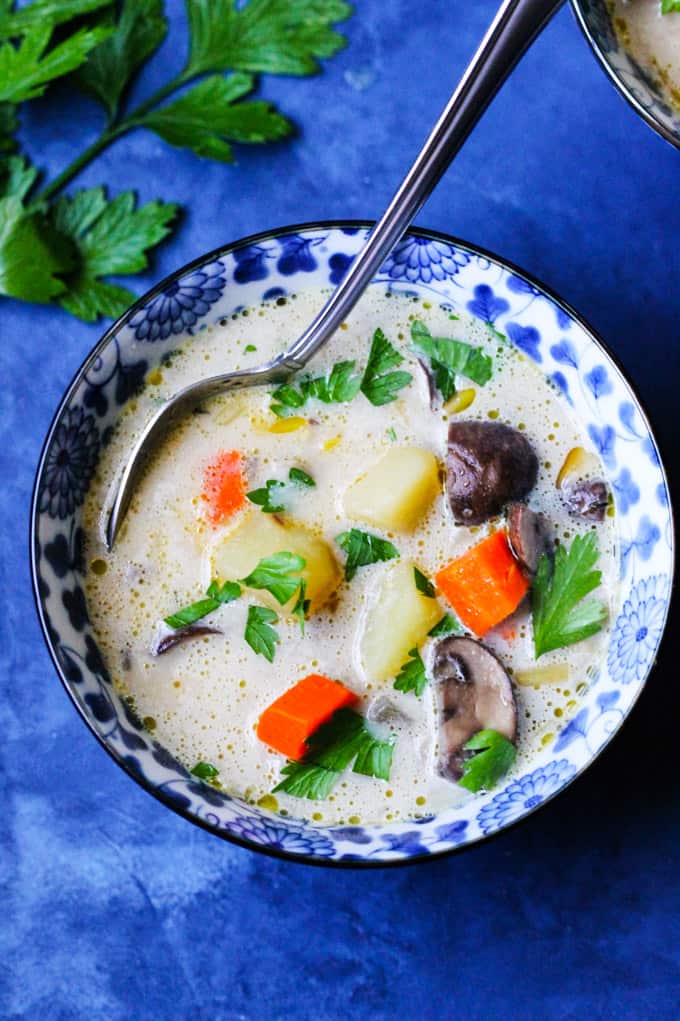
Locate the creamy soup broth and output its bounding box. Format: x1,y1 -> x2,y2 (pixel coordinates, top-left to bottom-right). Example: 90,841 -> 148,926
611,0 -> 680,108
82,289 -> 617,826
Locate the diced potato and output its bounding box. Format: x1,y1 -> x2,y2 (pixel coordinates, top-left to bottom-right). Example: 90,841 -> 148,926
360,559 -> 441,682
343,446 -> 440,532
211,512 -> 341,615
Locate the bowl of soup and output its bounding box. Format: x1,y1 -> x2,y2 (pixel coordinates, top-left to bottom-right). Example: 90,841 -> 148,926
572,0 -> 680,147
31,222 -> 674,865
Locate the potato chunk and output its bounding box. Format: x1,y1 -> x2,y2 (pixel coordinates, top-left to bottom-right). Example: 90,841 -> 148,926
343,446 -> 440,533
211,512 -> 341,615
360,559 -> 441,682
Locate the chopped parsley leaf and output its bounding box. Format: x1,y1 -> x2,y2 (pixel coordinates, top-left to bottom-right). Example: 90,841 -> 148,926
244,605 -> 279,662
458,729 -> 516,792
164,580 -> 241,629
335,528 -> 399,581
393,647 -> 428,696
532,532 -> 608,658
191,761 -> 220,780
359,328 -> 413,406
413,566 -> 435,598
428,612 -> 463,637
272,707 -> 394,800
411,320 -> 492,401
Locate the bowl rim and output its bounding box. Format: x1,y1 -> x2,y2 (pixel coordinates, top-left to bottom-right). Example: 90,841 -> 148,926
29,218 -> 677,868
569,0 -> 680,151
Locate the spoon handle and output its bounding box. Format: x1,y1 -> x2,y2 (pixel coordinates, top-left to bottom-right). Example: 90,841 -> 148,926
284,0 -> 564,370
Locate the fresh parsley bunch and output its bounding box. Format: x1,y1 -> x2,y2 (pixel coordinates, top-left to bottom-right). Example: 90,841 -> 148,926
0,0 -> 352,321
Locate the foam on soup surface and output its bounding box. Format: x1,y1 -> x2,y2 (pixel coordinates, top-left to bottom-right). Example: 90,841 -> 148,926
83,289 -> 617,826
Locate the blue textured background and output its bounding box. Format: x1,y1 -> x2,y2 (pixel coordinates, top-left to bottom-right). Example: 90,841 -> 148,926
2,2 -> 679,1018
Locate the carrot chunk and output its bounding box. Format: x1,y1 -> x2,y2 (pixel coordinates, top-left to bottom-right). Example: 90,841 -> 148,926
435,530 -> 529,637
257,674 -> 359,761
203,450 -> 245,525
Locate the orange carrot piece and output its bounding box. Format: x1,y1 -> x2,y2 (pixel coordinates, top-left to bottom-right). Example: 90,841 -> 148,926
435,530 -> 529,637
257,674 -> 359,761
202,450 -> 245,525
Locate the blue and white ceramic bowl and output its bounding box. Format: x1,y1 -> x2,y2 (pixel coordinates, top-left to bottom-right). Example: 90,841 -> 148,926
573,0 -> 680,148
31,223 -> 675,866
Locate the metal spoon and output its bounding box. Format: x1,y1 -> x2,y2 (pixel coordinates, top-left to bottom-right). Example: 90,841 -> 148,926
107,0 -> 564,549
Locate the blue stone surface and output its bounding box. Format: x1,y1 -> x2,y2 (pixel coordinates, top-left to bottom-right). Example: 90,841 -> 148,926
1,2 -> 678,1018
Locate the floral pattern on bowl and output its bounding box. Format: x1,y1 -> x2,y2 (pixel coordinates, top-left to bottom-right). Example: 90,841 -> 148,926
572,0 -> 680,148
31,223 -> 674,867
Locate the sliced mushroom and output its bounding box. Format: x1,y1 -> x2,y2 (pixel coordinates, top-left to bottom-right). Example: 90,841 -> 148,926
154,624 -> 222,656
561,479 -> 609,522
507,502 -> 551,576
431,636 -> 517,782
446,420 -> 538,525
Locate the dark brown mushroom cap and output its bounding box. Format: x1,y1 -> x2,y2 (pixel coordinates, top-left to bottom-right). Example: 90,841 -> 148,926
446,420 -> 538,525
561,479 -> 609,522
507,502 -> 551,577
432,636 -> 517,781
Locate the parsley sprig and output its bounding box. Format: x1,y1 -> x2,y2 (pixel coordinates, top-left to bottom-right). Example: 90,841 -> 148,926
360,328 -> 413,405
246,466 -> 315,513
428,612 -> 463,637
0,0 -> 352,319
411,320 -> 492,401
273,707 -> 395,800
271,329 -> 412,417
459,729 -> 516,793
244,605 -> 280,662
165,549 -> 309,659
165,579 -> 241,629
532,532 -> 608,658
393,647 -> 428,697
335,528 -> 400,581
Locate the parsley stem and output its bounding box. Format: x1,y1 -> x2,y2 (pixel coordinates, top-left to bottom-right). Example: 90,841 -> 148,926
34,124 -> 129,203
125,71 -> 191,121
32,72 -> 190,204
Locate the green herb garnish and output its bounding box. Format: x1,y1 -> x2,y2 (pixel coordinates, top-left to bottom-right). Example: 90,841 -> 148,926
393,647 -> 428,696
532,532 -> 608,658
270,330 -> 412,416
428,612 -> 463,637
241,551 -> 306,605
246,467 -> 315,513
246,478 -> 286,513
386,426 -> 397,442
359,328 -> 413,406
165,579 -> 241,628
288,467 -> 315,488
411,320 -> 492,401
0,0 -> 351,319
458,729 -> 516,793
270,360 -> 361,416
292,580 -> 310,635
413,566 -> 435,598
244,343 -> 257,352
273,707 -> 395,800
244,604 -> 279,662
661,1 -> 680,13
191,761 -> 220,780
335,528 -> 400,581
